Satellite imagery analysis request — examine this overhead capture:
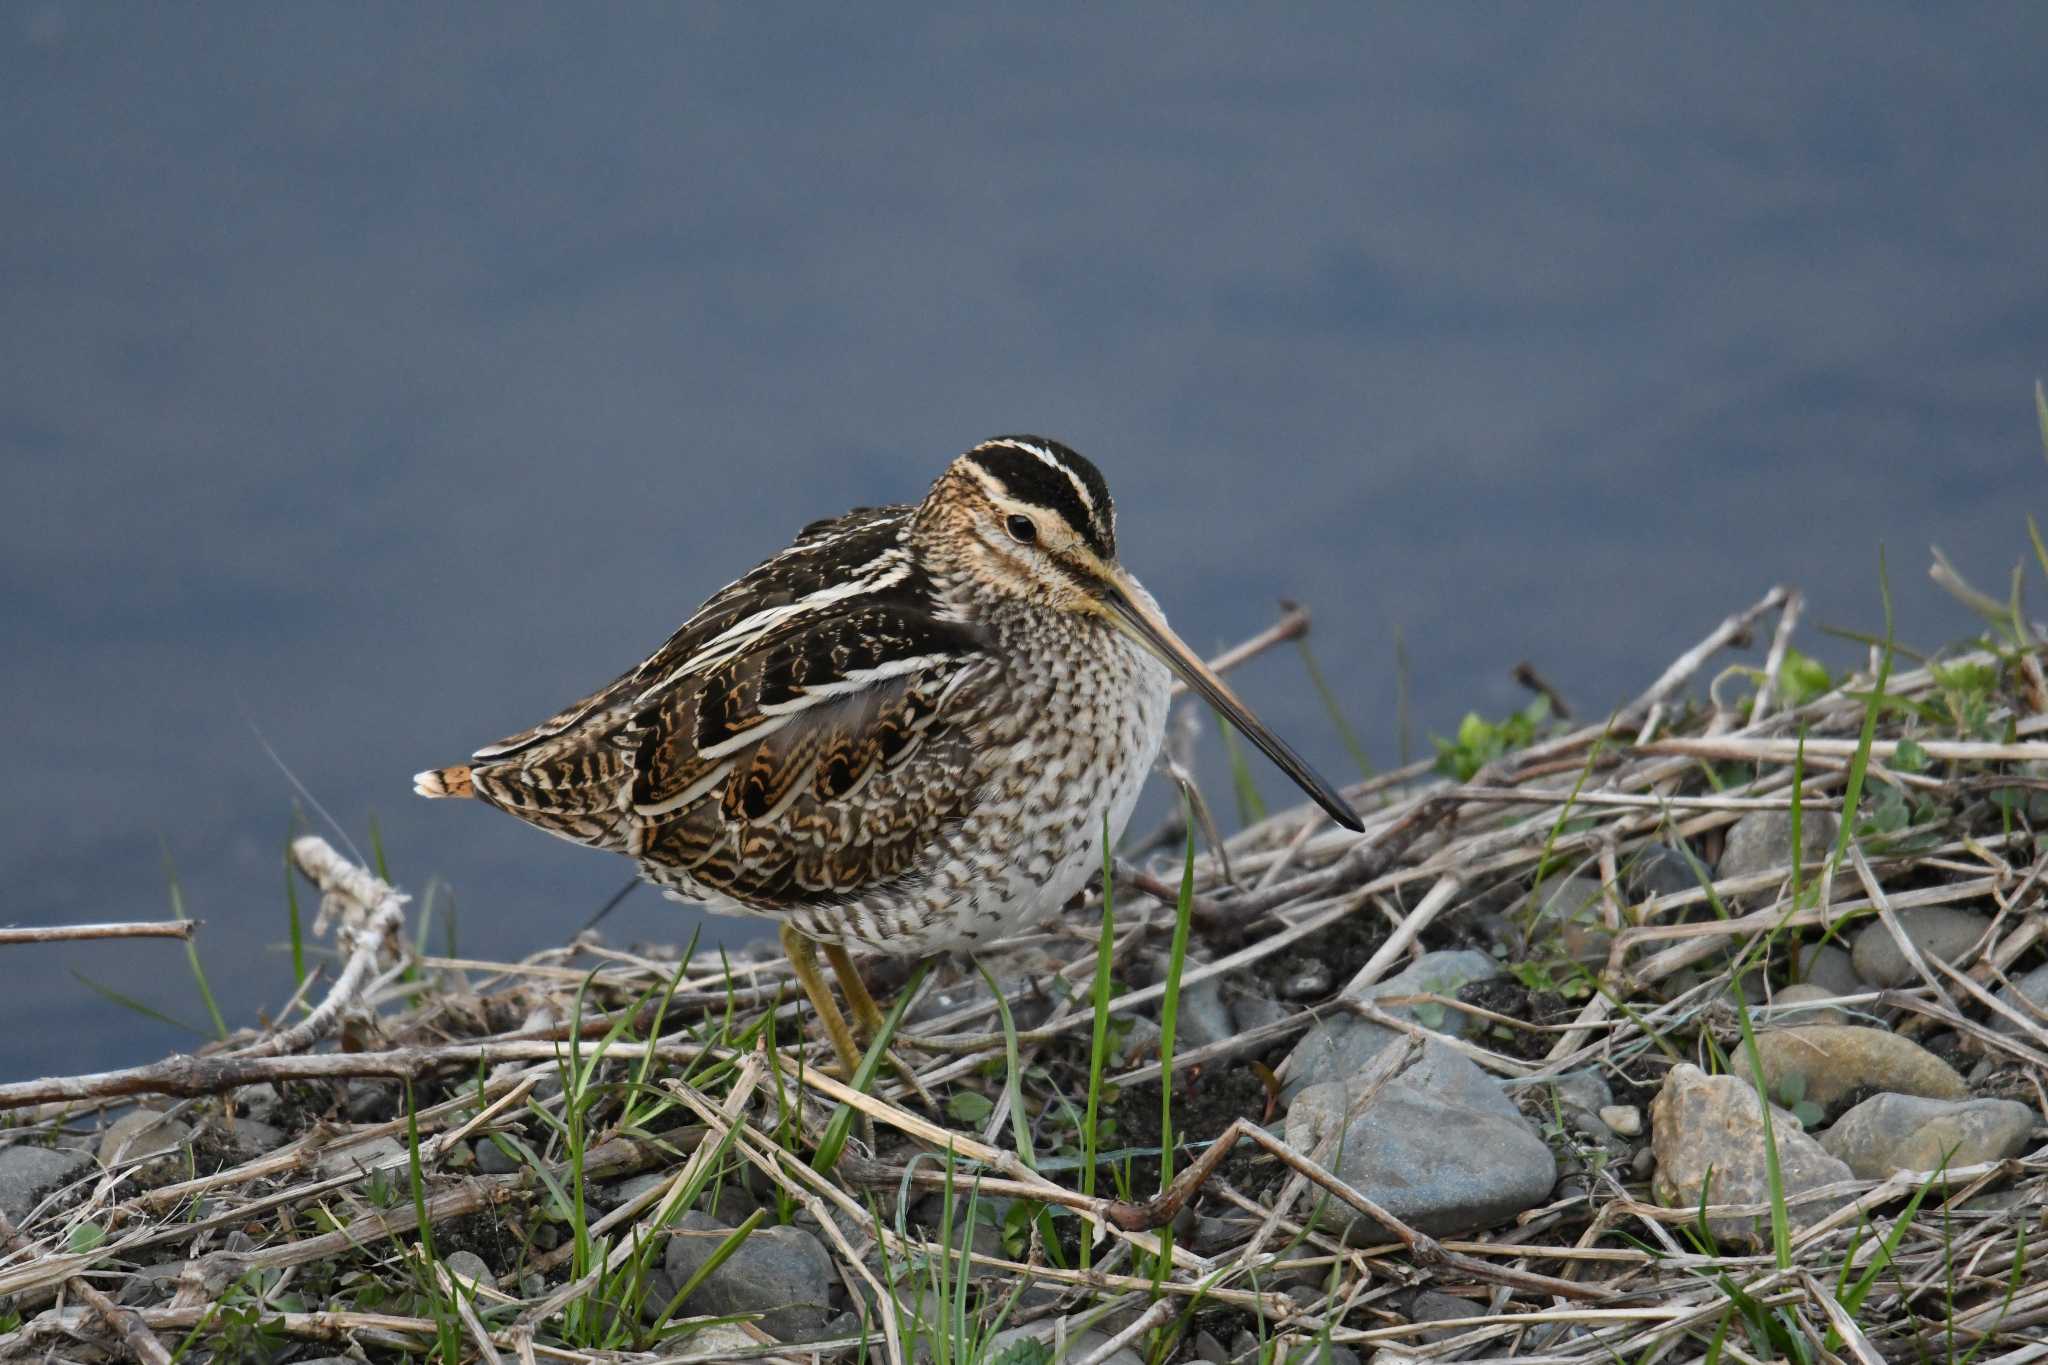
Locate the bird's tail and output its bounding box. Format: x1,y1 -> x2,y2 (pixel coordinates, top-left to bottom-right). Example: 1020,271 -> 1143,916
413,764 -> 476,798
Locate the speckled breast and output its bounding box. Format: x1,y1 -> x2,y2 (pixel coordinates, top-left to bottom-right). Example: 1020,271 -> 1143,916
680,609 -> 1173,956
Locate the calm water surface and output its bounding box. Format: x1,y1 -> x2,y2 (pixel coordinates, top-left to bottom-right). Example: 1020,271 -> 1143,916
5,6 -> 2047,1077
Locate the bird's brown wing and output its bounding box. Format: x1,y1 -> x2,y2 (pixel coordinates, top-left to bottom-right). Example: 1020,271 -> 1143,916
467,504 -> 913,764
624,596 -> 994,904
458,501 -> 997,903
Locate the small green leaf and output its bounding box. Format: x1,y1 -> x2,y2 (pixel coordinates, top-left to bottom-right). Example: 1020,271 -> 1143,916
945,1090 -> 994,1125
1779,649 -> 1834,707
1894,737 -> 1929,772
68,1223 -> 107,1253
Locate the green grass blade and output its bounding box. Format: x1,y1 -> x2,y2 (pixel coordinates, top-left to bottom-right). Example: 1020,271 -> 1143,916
977,960 -> 1037,1173
1082,812 -> 1118,1271
812,961 -> 929,1174
70,970 -> 205,1036
1297,637 -> 1372,777
162,845 -> 226,1041
1216,713 -> 1268,825
1732,991 -> 1792,1269
368,811 -> 391,883
283,835 -> 306,988
1155,807 -> 1197,1263
653,1207 -> 766,1329
2034,377 -> 2048,461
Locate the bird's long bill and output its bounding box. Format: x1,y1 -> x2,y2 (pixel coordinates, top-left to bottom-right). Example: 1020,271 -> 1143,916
1103,587 -> 1364,832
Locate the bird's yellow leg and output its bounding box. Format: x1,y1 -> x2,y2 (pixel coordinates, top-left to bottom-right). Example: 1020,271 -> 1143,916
823,941 -> 943,1111
823,941 -> 887,1041
779,922 -> 863,1081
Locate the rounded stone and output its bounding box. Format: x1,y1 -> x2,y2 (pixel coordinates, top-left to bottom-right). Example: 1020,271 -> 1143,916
1286,1040 -> 1556,1240
1649,1064 -> 1852,1246
1793,942 -> 1862,997
1767,982 -> 1849,1027
1751,1025 -> 1968,1111
1524,875 -> 1613,963
1280,949 -> 1502,1102
1599,1105 -> 1643,1137
664,1210 -> 834,1341
0,1144 -> 94,1225
1818,1094 -> 2038,1178
1850,909 -> 1992,987
443,1250 -> 491,1284
97,1110 -> 193,1184
1716,809 -> 1838,884
474,1137 -> 525,1175
1991,961 -> 2048,1037
1626,842 -> 1702,901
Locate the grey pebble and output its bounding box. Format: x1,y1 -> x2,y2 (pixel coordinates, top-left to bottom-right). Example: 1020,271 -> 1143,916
1286,1040 -> 1556,1240
1405,1289 -> 1485,1343
1794,942 -> 1862,996
983,1326 -> 1141,1365
117,1260 -> 188,1307
1850,908 -> 1991,988
1229,985 -> 1291,1034
1281,949 -> 1501,1102
1509,1068 -> 1611,1116
219,1117 -> 288,1160
1768,982 -> 1849,1027
1991,961 -> 2048,1036
1282,966 -> 1332,1000
230,1084 -> 288,1125
1819,1093 -> 2039,1179
443,1249 -> 492,1284
664,1210 -> 834,1341
0,1144 -> 94,1224
1716,809 -> 1838,884
98,1109 -> 189,1167
1624,843 -> 1701,901
606,1171 -> 671,1209
344,1082 -> 398,1123
474,1137 -> 525,1175
1523,876 -> 1613,963
1151,948 -> 1231,1050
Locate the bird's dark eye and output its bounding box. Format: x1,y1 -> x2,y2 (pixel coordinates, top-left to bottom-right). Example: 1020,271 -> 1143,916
1005,515 -> 1038,544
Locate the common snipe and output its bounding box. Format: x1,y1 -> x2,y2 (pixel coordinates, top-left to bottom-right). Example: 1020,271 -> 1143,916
416,437 -> 1360,1076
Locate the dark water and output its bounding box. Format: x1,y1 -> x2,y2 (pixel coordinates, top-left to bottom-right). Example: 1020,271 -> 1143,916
6,6 -> 2046,1079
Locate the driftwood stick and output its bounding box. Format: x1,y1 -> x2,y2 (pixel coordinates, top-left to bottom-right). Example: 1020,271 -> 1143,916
1167,600 -> 1312,697
0,920 -> 198,946
1748,588 -> 1806,724
232,836 -> 411,1059
0,1035 -> 725,1110
1617,585 -> 1791,727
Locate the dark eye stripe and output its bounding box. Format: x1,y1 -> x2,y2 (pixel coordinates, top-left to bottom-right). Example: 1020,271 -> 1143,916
965,438 -> 1115,558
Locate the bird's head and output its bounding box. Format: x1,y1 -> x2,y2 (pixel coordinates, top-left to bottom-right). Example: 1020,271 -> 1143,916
918,435 -> 1362,832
